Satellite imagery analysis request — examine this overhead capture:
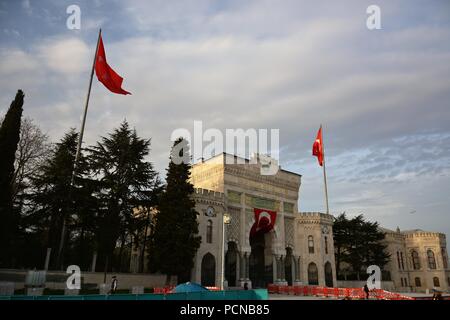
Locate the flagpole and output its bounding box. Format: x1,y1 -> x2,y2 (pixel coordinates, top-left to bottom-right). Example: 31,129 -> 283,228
321,124 -> 330,215
56,29 -> 102,269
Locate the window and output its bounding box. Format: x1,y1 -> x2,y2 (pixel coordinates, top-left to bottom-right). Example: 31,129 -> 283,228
308,262 -> 318,285
442,248 -> 448,269
324,236 -> 328,255
206,220 -> 213,244
404,278 -> 408,286
415,277 -> 421,287
397,251 -> 401,269
400,252 -> 405,270
433,277 -> 440,287
448,277 -> 450,286
308,236 -> 314,254
427,250 -> 436,269
411,250 -> 421,270
401,278 -> 404,287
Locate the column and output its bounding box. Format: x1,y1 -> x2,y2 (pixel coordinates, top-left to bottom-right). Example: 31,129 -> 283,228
293,256 -> 302,285
245,253 -> 250,280
239,252 -> 245,281
273,255 -> 278,283
235,253 -> 240,285
281,256 -> 286,282
291,256 -> 295,284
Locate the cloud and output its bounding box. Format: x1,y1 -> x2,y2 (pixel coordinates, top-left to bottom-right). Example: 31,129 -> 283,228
37,38 -> 90,75
0,0 -> 449,242
21,0 -> 32,16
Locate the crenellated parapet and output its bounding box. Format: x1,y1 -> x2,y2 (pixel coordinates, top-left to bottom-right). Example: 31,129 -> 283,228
192,188 -> 225,206
297,212 -> 334,226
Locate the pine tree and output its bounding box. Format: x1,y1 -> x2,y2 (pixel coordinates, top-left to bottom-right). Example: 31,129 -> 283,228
148,138 -> 201,284
0,90 -> 25,267
88,121 -> 159,272
333,213 -> 390,280
27,129 -> 86,269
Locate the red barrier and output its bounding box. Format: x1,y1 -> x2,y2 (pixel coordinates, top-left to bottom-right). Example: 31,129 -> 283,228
267,284 -> 415,300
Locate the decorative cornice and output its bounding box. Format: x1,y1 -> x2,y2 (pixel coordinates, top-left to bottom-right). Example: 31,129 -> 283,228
224,165 -> 301,192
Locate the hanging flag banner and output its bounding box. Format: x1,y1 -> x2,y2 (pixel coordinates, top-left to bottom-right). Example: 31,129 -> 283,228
249,208 -> 277,239
312,126 -> 324,166
95,34 -> 131,95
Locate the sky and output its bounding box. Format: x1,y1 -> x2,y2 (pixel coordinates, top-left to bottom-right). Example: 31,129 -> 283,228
0,0 -> 449,242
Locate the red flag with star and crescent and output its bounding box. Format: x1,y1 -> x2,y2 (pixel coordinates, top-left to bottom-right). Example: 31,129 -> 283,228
312,126 -> 324,166
94,34 -> 131,95
249,208 -> 277,239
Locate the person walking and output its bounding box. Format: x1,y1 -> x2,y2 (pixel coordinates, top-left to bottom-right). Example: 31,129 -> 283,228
363,284 -> 370,300
110,276 -> 118,294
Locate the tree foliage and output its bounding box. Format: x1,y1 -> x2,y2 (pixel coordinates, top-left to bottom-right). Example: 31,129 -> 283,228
333,213 -> 390,280
0,90 -> 24,267
148,138 -> 201,284
87,121 -> 160,272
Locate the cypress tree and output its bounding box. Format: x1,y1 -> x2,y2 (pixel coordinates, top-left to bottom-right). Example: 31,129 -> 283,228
148,138 -> 201,284
0,90 -> 24,267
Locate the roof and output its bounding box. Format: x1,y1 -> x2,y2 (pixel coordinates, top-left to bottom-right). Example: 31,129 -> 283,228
194,152 -> 302,177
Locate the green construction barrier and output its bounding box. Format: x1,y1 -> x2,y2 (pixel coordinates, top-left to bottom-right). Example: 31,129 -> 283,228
0,289 -> 268,300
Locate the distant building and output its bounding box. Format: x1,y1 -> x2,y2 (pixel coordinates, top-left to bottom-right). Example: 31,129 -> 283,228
381,227 -> 450,292
131,153 -> 337,289
189,153 -> 336,288
130,153 -> 450,293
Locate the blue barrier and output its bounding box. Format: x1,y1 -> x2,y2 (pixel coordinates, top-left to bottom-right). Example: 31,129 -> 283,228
0,289 -> 268,300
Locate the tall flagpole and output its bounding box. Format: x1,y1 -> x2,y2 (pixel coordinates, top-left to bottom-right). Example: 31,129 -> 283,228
321,124 -> 330,215
56,29 -> 102,269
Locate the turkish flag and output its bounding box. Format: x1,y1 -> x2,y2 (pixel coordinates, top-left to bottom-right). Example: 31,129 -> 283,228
94,35 -> 131,95
250,208 -> 277,239
312,126 -> 324,166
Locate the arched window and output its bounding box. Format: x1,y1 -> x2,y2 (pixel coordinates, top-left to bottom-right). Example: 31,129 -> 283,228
324,236 -> 328,255
308,236 -> 314,254
442,248 -> 448,269
308,262 -> 318,285
324,262 -> 333,287
415,277 -> 421,287
411,250 -> 421,270
427,250 -> 436,269
400,252 -> 405,270
206,220 -> 213,244
396,251 -> 401,269
433,277 -> 440,287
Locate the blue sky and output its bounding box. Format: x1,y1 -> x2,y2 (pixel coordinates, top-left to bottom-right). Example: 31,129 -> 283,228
1,0 -> 450,241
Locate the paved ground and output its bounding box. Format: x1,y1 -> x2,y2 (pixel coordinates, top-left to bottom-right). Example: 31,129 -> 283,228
269,294 -> 339,300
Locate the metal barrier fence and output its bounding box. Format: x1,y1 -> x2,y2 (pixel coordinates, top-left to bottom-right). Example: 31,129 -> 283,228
267,284 -> 415,300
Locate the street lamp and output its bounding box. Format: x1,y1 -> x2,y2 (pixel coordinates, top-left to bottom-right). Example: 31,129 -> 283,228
221,212 -> 231,290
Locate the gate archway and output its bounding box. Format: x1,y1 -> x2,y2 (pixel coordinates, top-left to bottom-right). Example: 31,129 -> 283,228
201,253 -> 216,287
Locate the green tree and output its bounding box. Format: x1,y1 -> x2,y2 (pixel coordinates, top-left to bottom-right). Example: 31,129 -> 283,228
148,138 -> 201,284
333,213 -> 390,280
88,121 -> 159,272
0,90 -> 25,267
26,129 -> 89,269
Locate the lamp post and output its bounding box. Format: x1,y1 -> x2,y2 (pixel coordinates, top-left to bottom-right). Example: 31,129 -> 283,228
221,212 -> 231,290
